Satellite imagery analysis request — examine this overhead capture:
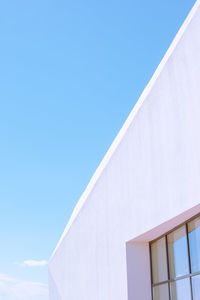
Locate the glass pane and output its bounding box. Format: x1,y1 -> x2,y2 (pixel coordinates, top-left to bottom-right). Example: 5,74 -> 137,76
188,216 -> 200,273
153,283 -> 169,300
192,274 -> 200,300
167,225 -> 189,278
151,237 -> 168,283
170,278 -> 191,300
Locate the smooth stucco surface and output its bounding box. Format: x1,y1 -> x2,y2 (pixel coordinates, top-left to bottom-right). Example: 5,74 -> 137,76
49,1 -> 200,299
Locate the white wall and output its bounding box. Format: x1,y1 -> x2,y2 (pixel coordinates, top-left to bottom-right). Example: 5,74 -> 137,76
49,1 -> 200,299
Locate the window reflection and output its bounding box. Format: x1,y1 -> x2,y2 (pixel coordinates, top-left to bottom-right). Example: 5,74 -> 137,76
151,237 -> 168,284
170,278 -> 191,300
151,215 -> 200,300
192,274 -> 200,300
153,283 -> 169,300
188,216 -> 200,273
167,225 -> 189,278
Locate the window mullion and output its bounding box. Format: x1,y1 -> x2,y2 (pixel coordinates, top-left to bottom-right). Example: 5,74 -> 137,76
165,235 -> 171,300
186,223 -> 194,300
149,243 -> 153,300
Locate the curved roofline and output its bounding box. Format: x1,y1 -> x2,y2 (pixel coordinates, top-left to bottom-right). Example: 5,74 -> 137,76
51,0 -> 200,260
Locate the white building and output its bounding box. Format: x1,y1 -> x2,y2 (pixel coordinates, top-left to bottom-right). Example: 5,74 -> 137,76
49,1 -> 200,299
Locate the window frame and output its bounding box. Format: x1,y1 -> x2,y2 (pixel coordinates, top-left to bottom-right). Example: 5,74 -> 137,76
149,213 -> 200,300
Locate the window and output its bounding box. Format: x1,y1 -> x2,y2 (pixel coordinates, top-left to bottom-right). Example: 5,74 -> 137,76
150,215 -> 200,300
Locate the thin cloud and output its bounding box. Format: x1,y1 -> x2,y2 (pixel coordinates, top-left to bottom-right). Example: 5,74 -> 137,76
23,260 -> 48,267
15,260 -> 48,267
0,273 -> 48,300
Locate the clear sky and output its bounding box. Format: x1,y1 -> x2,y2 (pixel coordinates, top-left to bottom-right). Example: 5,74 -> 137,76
0,0 -> 196,299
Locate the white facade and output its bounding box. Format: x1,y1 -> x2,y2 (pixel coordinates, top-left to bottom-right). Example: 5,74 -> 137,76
49,1 -> 200,299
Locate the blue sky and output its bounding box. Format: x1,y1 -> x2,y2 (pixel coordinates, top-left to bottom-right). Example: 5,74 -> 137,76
0,0 -> 196,298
